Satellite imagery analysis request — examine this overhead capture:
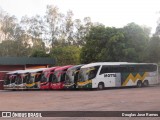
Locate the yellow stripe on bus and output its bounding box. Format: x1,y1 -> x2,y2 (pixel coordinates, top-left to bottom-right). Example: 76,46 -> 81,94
78,80 -> 92,86
26,83 -> 35,87
122,72 -> 148,86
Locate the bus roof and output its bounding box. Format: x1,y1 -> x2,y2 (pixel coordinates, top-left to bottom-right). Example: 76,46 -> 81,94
43,66 -> 60,72
28,68 -> 48,73
6,68 -> 48,75
7,70 -> 24,74
81,62 -> 157,68
67,64 -> 84,71
54,65 -> 73,71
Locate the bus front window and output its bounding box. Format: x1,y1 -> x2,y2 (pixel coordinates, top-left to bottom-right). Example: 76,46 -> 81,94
15,75 -> 22,85
26,74 -> 34,84
23,74 -> 27,83
4,75 -> 10,85
79,68 -> 88,82
35,73 -> 42,82
40,72 -> 48,83
52,70 -> 61,83
60,72 -> 66,82
11,75 -> 16,83
79,66 -> 100,82
52,74 -> 57,83
65,70 -> 74,84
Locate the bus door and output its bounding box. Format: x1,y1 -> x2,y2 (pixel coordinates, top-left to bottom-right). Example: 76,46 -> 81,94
100,66 -> 116,87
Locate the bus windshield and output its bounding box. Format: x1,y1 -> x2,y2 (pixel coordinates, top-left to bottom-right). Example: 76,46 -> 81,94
10,75 -> 16,83
4,75 -> 10,85
41,72 -> 48,83
79,66 -> 100,82
65,69 -> 74,84
52,70 -> 62,83
15,75 -> 22,85
26,74 -> 35,84
22,74 -> 27,83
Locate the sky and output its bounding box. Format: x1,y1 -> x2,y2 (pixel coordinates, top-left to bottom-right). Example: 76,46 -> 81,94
0,0 -> 160,33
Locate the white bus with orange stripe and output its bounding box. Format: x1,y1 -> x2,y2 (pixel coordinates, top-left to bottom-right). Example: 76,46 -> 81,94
77,62 -> 158,90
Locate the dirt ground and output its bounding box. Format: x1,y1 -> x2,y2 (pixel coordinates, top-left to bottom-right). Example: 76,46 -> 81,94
0,85 -> 160,120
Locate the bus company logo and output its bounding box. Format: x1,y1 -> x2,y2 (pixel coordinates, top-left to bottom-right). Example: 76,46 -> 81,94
104,73 -> 116,77
1,112 -> 42,118
2,112 -> 11,118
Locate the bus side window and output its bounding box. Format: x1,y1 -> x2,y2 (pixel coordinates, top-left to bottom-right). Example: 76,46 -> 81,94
150,65 -> 157,72
100,65 -> 108,74
129,66 -> 135,72
100,65 -> 120,74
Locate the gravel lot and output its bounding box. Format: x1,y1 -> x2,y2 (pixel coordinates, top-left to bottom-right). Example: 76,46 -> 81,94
0,85 -> 160,120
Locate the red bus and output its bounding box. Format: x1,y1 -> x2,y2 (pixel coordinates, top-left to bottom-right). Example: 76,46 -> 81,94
40,66 -> 59,90
50,65 -> 73,90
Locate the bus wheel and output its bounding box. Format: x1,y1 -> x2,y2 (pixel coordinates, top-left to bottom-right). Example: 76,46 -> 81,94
137,81 -> 142,88
143,80 -> 149,87
98,83 -> 104,90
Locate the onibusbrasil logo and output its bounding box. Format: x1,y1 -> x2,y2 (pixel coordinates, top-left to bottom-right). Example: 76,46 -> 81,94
1,112 -> 42,118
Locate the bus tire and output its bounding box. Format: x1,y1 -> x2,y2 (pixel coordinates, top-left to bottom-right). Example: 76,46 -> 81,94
137,81 -> 142,88
98,82 -> 104,90
143,80 -> 149,87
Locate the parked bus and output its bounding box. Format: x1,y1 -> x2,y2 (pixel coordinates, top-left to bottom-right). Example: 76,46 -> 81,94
77,62 -> 158,90
64,65 -> 84,89
50,65 -> 73,90
26,68 -> 47,89
14,70 -> 33,90
3,70 -> 23,90
40,66 -> 60,90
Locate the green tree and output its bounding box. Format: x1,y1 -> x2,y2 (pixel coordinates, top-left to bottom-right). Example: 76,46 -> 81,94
63,10 -> 74,45
74,17 -> 92,46
1,14 -> 17,40
123,23 -> 150,62
50,46 -> 81,65
147,36 -> 160,63
12,25 -> 32,56
0,11 -> 32,57
81,25 -> 125,63
31,50 -> 50,57
20,15 -> 46,52
81,23 -> 150,64
80,25 -> 106,63
155,13 -> 160,36
45,5 -> 63,48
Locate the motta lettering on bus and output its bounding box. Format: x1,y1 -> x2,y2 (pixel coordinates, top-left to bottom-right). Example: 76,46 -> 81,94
104,74 -> 116,77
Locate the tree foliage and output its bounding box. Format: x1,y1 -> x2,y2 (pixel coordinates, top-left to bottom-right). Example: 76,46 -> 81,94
1,6 -> 160,65
81,23 -> 150,63
31,50 -> 50,57
50,46 -> 81,65
147,36 -> 160,63
122,23 -> 150,62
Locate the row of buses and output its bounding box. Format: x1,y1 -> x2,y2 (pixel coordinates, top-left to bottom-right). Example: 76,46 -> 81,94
3,62 -> 159,90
